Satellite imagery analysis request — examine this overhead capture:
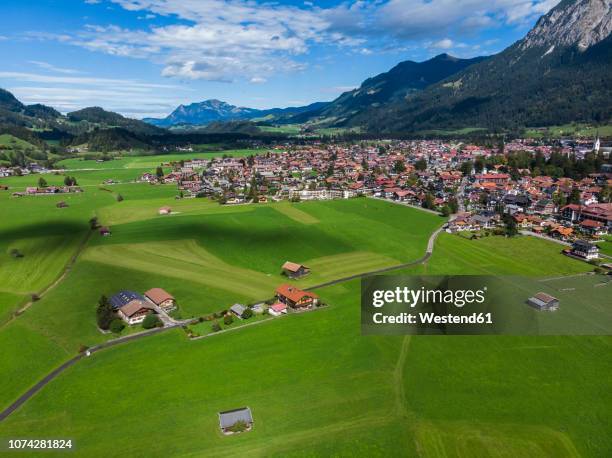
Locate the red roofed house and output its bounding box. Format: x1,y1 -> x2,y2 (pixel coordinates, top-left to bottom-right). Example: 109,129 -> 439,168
275,284 -> 319,309
118,300 -> 156,325
144,288 -> 176,311
474,173 -> 510,184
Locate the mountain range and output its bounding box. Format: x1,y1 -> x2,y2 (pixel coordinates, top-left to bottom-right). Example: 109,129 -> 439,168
0,0 -> 610,142
143,100 -> 329,127
338,0 -> 612,132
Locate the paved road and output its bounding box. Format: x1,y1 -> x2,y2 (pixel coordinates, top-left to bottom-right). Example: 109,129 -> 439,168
0,220 -> 449,422
0,325 -> 177,422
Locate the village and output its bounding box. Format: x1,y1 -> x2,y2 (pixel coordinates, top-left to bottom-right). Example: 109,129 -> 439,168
138,138 -> 611,261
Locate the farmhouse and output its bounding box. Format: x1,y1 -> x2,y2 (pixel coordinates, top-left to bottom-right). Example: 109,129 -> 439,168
570,240 -> 599,260
110,290 -> 147,310
118,300 -> 157,325
158,206 -> 172,215
144,288 -> 176,311
268,302 -> 288,316
275,284 -> 318,309
281,261 -> 310,279
230,303 -> 247,318
218,407 -> 253,435
527,292 -> 559,311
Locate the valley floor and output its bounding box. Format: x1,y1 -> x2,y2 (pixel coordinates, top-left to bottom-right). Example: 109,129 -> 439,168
0,172 -> 609,457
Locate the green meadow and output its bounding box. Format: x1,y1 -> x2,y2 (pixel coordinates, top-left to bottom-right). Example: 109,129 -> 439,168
0,173 -> 609,457
0,228 -> 609,457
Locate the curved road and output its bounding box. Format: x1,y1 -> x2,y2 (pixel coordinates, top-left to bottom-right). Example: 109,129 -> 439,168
0,221 -> 449,422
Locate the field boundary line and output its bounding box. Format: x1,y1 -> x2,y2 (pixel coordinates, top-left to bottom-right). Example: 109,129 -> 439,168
0,220 -> 448,422
1,229 -> 93,329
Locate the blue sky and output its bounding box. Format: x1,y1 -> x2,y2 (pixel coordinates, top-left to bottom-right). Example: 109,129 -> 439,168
0,0 -> 559,118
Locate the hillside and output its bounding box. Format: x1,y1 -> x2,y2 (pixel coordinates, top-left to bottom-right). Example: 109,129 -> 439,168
354,0 -> 612,132
291,53 -> 487,125
68,107 -> 162,135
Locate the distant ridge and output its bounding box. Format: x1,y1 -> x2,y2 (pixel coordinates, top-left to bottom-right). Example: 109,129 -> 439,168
143,100 -> 329,127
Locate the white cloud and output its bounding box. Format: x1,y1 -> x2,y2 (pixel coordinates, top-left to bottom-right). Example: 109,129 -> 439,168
52,0 -> 560,83
431,38 -> 454,49
29,61 -> 83,75
0,72 -> 190,118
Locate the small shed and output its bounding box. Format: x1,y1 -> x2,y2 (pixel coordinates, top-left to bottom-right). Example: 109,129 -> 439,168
230,303 -> 247,318
281,261 -> 310,279
158,206 -> 172,215
56,201 -> 68,208
218,407 -> 253,435
99,226 -> 111,236
527,292 -> 559,311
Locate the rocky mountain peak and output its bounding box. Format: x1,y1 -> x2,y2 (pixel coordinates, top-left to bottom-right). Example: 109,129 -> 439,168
520,0 -> 612,51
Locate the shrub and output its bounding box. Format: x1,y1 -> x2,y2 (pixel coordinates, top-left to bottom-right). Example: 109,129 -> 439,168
241,308 -> 253,319
212,321 -> 221,332
109,319 -> 125,334
142,313 -> 162,329
116,194 -> 124,202
224,314 -> 234,326
9,248 -> 24,258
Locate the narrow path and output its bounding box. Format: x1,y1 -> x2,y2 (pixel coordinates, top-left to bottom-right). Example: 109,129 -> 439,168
393,335 -> 412,418
0,221 -> 449,422
0,325 -> 174,422
2,230 -> 92,328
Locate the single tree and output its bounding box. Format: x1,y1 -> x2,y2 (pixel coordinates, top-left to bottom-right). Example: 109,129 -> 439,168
224,314 -> 234,326
96,295 -> 115,330
241,308 -> 253,319
38,177 -> 48,188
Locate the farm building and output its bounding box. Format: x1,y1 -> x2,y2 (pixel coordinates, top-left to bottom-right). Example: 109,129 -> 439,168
144,288 -> 176,311
118,301 -> 157,325
218,407 -> 253,435
158,206 -> 172,215
268,302 -> 287,316
230,303 -> 247,318
275,284 -> 318,309
110,291 -> 147,310
526,292 -> 559,311
570,240 -> 599,260
281,261 -> 310,279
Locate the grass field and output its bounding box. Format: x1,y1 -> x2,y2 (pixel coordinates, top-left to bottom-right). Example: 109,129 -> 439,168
0,231 -> 608,457
0,194 -> 442,412
0,174 -> 609,457
523,123 -> 612,139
